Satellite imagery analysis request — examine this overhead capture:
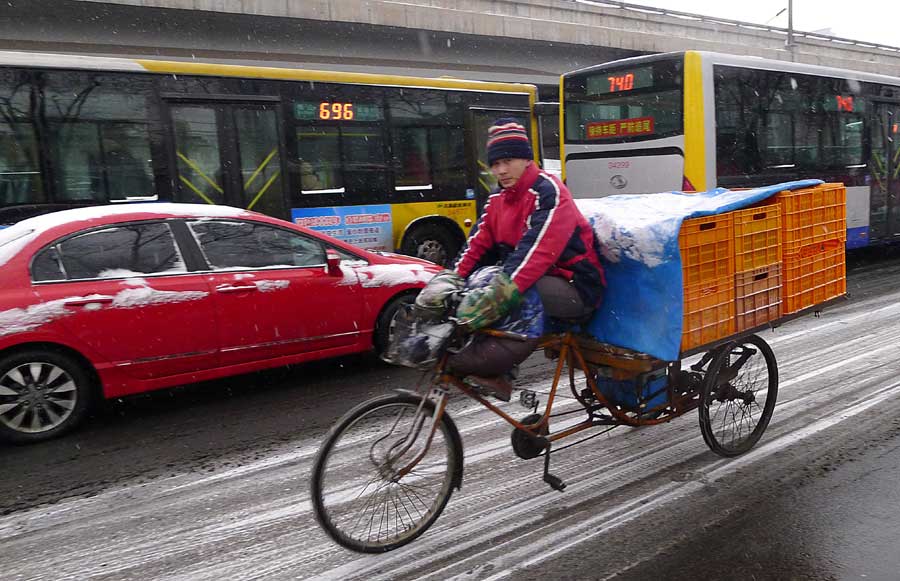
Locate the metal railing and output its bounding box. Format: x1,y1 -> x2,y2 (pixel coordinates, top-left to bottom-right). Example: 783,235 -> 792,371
569,0 -> 900,53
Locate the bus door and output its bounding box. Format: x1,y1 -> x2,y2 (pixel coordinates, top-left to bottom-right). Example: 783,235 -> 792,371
167,101 -> 288,219
869,101 -> 900,240
467,109 -> 530,214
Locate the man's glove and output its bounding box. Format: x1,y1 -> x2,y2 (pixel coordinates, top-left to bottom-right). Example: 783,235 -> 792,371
455,271 -> 521,331
414,270 -> 465,320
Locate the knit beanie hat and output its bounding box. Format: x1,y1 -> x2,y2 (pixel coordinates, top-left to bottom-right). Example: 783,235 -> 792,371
486,118 -> 533,164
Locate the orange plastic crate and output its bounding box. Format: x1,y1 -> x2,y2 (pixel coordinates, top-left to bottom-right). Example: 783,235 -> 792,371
733,204 -> 782,271
679,213 -> 734,286
735,263 -> 782,331
783,240 -> 847,314
681,276 -> 735,352
776,183 -> 847,255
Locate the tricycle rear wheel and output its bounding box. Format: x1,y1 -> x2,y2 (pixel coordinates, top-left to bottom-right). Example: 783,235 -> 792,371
698,334 -> 778,457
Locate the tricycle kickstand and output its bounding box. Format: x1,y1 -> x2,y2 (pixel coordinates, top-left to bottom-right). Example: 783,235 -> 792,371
542,446 -> 566,492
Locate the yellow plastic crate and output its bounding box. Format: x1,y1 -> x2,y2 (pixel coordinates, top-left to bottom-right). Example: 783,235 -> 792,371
682,276 -> 735,352
679,213 -> 735,286
783,240 -> 846,314
733,204 -> 782,271
776,183 -> 847,255
735,263 -> 782,331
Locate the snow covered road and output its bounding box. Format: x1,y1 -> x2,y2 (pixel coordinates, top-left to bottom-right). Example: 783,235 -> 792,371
2,250 -> 899,580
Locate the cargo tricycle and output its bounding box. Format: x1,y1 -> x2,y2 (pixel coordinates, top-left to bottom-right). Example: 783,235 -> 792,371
309,310 -> 786,553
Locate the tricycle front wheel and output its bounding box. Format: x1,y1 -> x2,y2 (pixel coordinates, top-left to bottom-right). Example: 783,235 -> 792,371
698,334 -> 778,457
310,393 -> 462,552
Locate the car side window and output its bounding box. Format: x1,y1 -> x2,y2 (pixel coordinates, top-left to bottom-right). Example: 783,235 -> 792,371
31,247 -> 66,281
33,221 -> 185,282
187,220 -> 326,270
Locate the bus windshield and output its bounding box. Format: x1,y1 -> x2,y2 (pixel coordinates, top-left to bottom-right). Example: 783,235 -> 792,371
564,59 -> 684,144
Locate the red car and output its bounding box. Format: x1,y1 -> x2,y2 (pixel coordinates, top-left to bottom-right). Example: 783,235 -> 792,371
0,204 -> 441,443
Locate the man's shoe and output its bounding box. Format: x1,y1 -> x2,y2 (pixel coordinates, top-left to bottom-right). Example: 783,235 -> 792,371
468,375 -> 513,402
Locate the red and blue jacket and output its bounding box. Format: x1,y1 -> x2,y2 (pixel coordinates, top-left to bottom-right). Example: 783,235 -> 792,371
455,163 -> 605,308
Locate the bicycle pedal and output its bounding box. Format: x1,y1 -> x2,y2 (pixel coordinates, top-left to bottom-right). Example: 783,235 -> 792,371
543,473 -> 567,492
579,388 -> 597,403
519,389 -> 539,409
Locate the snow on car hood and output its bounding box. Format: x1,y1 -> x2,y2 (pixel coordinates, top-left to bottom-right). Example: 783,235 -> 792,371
0,285 -> 209,337
0,203 -> 250,268
341,263 -> 437,288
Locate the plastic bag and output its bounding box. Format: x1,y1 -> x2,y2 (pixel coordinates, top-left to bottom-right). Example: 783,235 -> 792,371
381,303 -> 454,369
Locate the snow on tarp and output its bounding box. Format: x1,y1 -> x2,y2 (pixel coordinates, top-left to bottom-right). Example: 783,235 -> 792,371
0,203 -> 250,268
575,179 -> 822,362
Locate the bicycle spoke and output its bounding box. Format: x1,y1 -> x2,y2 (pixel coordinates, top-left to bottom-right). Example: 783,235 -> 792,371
700,336 -> 778,457
312,396 -> 457,552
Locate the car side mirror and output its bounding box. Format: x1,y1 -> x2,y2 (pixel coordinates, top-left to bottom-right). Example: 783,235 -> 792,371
326,249 -> 342,275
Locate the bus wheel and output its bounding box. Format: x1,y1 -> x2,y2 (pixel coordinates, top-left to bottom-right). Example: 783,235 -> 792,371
401,224 -> 459,267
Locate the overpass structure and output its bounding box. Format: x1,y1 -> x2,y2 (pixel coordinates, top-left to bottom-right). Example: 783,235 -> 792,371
2,0 -> 900,92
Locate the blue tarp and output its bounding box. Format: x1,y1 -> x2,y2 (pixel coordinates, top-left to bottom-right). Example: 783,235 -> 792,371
575,180 -> 823,362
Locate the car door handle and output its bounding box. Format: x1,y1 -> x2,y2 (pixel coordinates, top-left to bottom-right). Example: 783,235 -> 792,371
216,284 -> 259,293
64,297 -> 114,307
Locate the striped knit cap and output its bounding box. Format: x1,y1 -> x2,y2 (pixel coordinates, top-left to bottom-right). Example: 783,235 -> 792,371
486,118 -> 533,164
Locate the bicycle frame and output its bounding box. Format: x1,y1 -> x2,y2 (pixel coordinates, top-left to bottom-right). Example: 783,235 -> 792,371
392,330 -> 706,480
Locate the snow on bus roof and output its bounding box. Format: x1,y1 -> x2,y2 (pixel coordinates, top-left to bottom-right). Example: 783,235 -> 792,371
0,203 -> 251,268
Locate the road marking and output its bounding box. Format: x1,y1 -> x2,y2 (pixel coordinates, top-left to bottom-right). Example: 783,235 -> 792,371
467,379 -> 900,581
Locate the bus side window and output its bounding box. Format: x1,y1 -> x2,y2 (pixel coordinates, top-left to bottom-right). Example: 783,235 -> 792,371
297,126 -> 341,193
43,70 -> 156,203
392,127 -> 431,187
342,125 -> 388,196
0,69 -> 45,205
714,67 -> 763,177
430,127 -> 466,194
388,90 -> 467,200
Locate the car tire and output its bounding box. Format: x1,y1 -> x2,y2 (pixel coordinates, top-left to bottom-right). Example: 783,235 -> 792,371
373,293 -> 416,356
0,349 -> 95,444
401,223 -> 460,267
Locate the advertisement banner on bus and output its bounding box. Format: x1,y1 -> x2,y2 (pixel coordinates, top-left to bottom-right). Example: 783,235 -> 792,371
292,204 -> 393,251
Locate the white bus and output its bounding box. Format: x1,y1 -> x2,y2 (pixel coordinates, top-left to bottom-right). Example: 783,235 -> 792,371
560,50 -> 900,249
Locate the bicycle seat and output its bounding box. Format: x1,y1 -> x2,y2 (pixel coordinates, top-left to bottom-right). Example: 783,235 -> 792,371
544,313 -> 594,334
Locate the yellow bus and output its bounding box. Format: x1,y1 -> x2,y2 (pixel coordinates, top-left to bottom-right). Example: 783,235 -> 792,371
0,50 -> 538,264
561,50 -> 900,248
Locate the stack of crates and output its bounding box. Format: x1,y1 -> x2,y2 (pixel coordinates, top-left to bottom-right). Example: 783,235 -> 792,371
677,182 -> 847,352
679,214 -> 735,351
732,204 -> 783,331
776,183 -> 847,314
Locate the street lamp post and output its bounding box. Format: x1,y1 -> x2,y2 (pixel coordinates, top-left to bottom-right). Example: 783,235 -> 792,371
786,0 -> 795,61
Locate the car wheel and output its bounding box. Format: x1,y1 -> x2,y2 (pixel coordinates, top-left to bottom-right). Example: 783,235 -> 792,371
0,349 -> 95,444
401,224 -> 460,267
374,293 -> 416,356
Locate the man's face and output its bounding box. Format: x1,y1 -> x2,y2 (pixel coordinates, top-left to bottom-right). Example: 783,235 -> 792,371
490,158 -> 531,189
